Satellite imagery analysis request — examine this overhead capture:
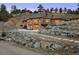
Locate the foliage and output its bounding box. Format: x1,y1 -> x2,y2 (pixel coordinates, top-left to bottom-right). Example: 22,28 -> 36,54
59,8 -> 63,13
21,8 -> 27,13
50,8 -> 54,12
11,5 -> 21,14
67,3 -> 79,14
0,4 -> 12,22
37,4 -> 43,9
55,8 -> 58,13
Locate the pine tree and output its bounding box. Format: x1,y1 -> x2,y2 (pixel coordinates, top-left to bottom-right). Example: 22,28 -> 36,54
37,4 -> 43,10
59,8 -> 63,13
0,4 -> 12,22
11,5 -> 21,14
55,8 -> 58,13
67,9 -> 72,14
64,8 -> 67,13
47,8 -> 50,12
21,8 -> 27,13
76,3 -> 79,14
11,5 -> 17,12
0,4 -> 7,12
50,8 -> 54,12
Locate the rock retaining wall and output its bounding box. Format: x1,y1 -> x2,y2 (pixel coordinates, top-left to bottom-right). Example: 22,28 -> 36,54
4,31 -> 64,52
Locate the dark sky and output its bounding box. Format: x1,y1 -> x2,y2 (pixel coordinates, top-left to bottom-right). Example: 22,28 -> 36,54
0,3 -> 78,12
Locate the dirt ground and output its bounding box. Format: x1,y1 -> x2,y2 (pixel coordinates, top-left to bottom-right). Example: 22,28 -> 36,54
0,41 -> 47,55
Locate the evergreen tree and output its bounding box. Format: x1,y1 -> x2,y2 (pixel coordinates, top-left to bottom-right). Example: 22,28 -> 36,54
0,4 -> 7,12
77,3 -> 79,11
34,11 -> 38,13
64,8 -> 67,13
67,9 -> 72,14
59,8 -> 63,13
0,4 -> 12,22
11,5 -> 17,12
37,4 -> 43,10
77,3 -> 79,6
76,3 -> 79,14
71,3 -> 79,14
21,8 -> 27,13
37,4 -> 44,14
55,8 -> 58,13
50,8 -> 54,12
46,8 -> 50,12
11,5 -> 21,14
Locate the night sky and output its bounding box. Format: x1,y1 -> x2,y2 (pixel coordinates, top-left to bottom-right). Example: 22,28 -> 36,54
0,3 -> 78,12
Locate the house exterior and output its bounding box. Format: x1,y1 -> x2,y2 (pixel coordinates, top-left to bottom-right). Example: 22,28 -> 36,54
5,7 -> 79,30
24,13 -> 52,30
51,14 -> 67,25
19,13 -> 79,30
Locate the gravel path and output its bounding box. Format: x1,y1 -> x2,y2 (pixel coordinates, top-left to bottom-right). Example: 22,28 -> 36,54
0,41 -> 45,55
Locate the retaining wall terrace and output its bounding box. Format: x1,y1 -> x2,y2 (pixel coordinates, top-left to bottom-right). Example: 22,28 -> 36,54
1,31 -> 64,52
1,30 -> 79,54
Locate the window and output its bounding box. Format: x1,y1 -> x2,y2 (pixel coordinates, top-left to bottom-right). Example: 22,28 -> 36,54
20,25 -> 23,27
23,26 -> 27,29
